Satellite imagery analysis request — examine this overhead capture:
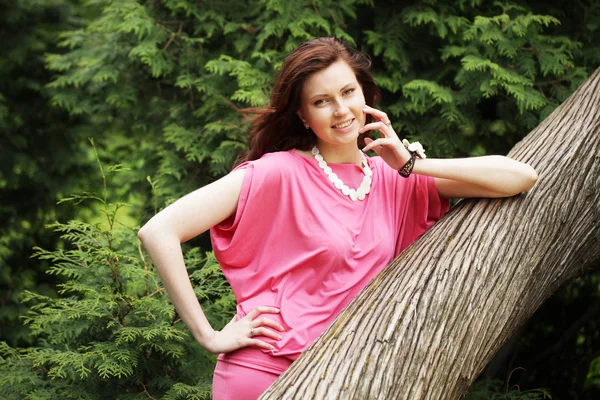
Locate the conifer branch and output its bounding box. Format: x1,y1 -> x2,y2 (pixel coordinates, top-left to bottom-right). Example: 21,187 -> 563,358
329,9 -> 339,28
149,287 -> 165,297
215,120 -> 245,131
171,310 -> 181,326
156,19 -> 194,25
536,77 -> 567,86
163,23 -> 183,51
140,383 -> 158,399
189,88 -> 195,110
220,95 -> 243,113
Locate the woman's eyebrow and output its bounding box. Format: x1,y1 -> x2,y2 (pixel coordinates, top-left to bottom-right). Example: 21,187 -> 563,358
308,82 -> 355,100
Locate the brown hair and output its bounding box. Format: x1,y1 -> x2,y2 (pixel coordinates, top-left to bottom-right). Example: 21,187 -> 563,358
235,37 -> 380,166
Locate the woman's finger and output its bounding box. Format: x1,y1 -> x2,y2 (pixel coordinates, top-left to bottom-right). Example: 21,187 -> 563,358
359,121 -> 396,138
245,306 -> 280,320
250,326 -> 283,340
363,105 -> 390,123
247,339 -> 276,351
363,138 -> 381,156
251,317 -> 285,332
363,138 -> 393,153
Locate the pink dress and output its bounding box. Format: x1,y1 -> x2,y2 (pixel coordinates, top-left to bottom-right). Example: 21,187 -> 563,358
210,149 -> 449,397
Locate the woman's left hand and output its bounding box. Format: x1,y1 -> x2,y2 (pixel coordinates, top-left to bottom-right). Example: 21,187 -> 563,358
360,105 -> 412,170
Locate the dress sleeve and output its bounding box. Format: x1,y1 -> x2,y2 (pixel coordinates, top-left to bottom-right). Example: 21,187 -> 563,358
417,174 -> 450,230
212,161 -> 254,233
395,173 -> 450,255
209,153 -> 292,267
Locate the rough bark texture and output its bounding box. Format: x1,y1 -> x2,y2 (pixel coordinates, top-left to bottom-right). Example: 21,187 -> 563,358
260,68 -> 600,400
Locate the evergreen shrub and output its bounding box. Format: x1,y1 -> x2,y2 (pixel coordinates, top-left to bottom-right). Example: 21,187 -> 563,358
0,146 -> 235,399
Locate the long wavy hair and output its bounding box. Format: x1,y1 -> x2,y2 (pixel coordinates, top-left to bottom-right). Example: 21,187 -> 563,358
235,37 -> 380,166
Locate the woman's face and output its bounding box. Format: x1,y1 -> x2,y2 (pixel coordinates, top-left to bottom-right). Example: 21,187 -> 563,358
297,60 -> 366,149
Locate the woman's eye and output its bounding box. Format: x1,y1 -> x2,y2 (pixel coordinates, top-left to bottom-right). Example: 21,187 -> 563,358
313,99 -> 326,106
343,88 -> 355,95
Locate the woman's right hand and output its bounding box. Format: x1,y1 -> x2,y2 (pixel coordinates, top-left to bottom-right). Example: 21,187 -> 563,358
203,306 -> 285,354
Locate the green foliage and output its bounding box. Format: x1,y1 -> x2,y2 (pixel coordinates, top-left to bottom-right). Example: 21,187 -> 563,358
364,1 -> 594,158
588,356 -> 600,389
0,0 -> 97,347
0,150 -> 235,399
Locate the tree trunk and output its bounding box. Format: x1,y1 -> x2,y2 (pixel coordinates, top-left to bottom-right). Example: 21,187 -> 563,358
260,68 -> 600,400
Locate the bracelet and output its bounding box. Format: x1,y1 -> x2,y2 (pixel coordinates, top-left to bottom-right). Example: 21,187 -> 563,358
398,152 -> 417,178
398,139 -> 426,178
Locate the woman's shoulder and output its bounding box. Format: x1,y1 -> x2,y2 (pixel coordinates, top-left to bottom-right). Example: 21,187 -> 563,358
263,149 -> 300,161
235,150 -> 303,180
236,150 -> 298,167
252,149 -> 302,169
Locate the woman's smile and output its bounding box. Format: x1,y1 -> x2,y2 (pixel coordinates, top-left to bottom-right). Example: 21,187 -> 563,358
331,118 -> 355,131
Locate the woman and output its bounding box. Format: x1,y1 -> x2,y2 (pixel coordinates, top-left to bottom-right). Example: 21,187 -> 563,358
138,37 -> 537,399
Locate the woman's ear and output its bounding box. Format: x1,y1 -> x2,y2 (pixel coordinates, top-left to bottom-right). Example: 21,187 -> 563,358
297,110 -> 309,129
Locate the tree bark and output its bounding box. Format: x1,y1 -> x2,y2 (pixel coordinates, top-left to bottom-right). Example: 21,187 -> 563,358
260,67 -> 600,400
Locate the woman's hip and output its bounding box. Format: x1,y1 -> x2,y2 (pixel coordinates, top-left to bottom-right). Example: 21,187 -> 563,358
212,359 -> 283,400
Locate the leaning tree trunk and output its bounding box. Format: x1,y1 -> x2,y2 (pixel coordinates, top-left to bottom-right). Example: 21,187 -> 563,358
260,68 -> 600,399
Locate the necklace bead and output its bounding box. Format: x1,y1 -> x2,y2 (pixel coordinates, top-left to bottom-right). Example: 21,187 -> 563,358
312,145 -> 372,201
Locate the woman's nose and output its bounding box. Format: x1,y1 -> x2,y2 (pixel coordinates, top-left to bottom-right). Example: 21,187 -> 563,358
333,101 -> 349,116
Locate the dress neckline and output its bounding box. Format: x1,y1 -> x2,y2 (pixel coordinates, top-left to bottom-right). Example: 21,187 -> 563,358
289,148 -> 372,169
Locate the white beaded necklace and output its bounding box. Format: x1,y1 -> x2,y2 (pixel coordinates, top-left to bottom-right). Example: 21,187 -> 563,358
311,145 -> 372,201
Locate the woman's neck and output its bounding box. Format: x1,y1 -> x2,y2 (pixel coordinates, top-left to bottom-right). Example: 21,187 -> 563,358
315,141 -> 363,165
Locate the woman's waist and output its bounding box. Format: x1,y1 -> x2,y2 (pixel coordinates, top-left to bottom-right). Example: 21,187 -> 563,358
232,300 -> 344,362
237,299 -> 341,335
218,346 -> 294,375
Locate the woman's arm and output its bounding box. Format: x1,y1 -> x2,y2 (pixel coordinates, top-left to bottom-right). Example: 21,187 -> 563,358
360,105 -> 538,199
414,156 -> 538,199
138,168 -> 283,353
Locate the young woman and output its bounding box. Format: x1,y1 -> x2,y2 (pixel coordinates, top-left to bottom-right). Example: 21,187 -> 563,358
138,37 -> 537,400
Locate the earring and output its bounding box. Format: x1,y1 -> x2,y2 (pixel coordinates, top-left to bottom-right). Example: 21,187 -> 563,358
302,119 -> 309,129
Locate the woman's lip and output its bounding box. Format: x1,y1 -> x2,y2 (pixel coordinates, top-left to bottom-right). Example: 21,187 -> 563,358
331,118 -> 355,129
